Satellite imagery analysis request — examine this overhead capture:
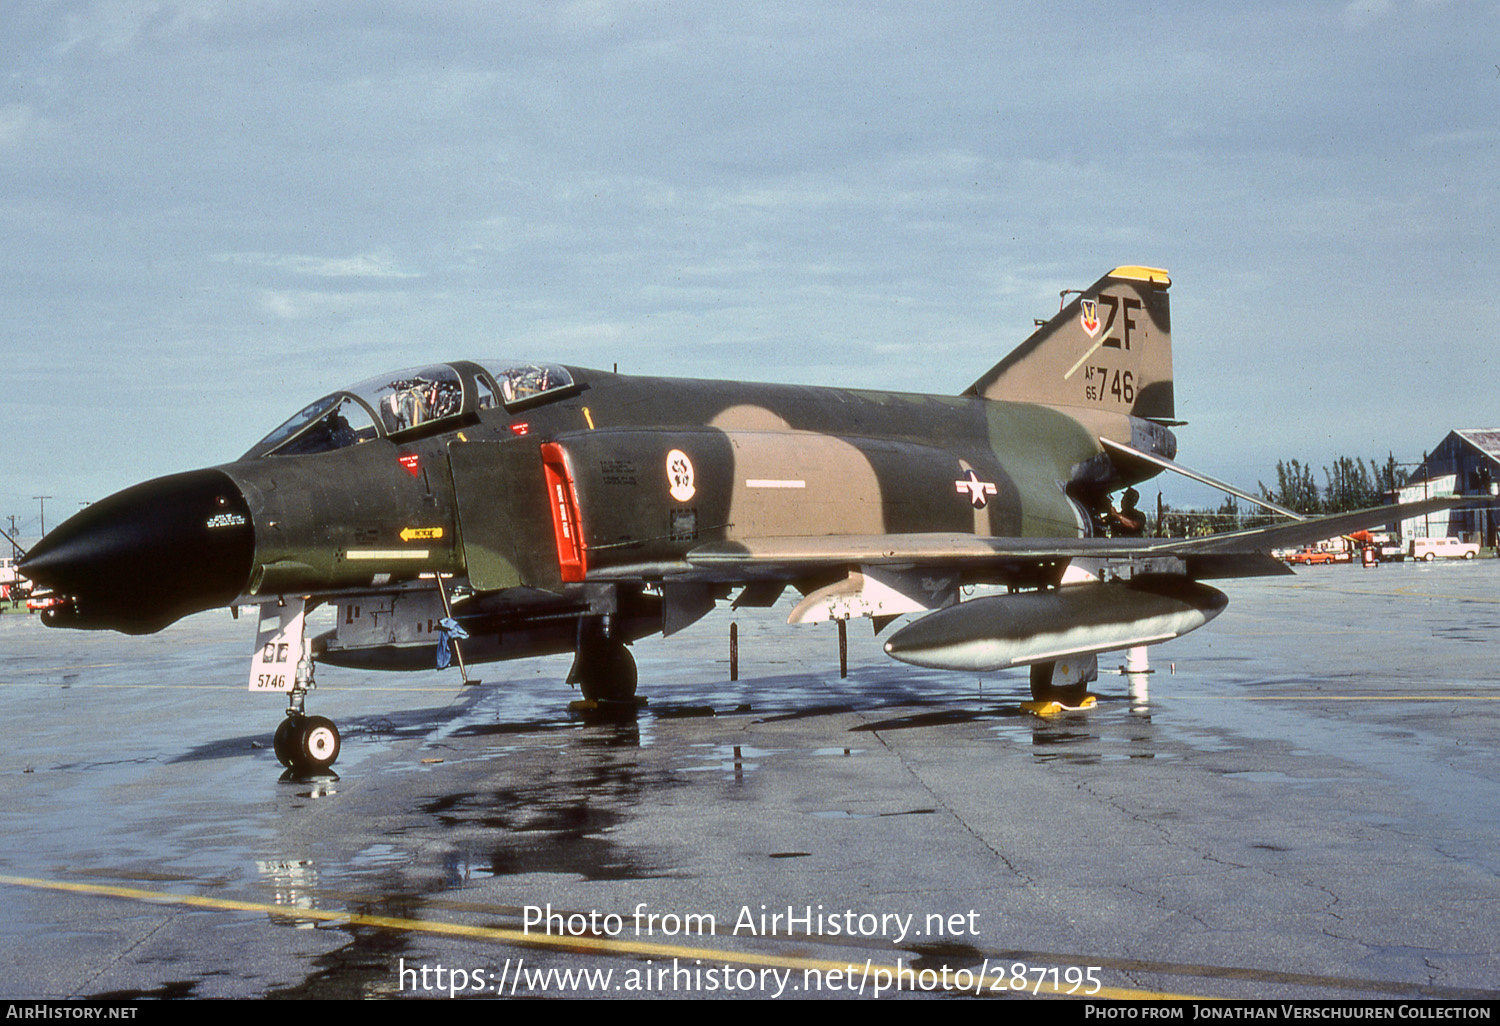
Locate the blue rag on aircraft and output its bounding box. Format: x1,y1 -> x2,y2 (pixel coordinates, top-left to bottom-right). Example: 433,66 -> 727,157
435,617 -> 469,669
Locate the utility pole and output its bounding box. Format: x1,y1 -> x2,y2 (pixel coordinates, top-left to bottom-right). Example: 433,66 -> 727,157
1390,455 -> 1429,545
33,496 -> 51,538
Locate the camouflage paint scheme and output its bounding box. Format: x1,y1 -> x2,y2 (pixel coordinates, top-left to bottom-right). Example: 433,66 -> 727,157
245,268 -> 1176,604
21,267 -> 1455,770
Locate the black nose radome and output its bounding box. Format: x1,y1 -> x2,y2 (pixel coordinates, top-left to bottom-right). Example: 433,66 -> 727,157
20,469 -> 254,633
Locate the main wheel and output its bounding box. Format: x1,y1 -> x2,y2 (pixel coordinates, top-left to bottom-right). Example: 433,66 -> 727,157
577,642 -> 638,702
1029,661 -> 1089,707
293,715 -> 341,773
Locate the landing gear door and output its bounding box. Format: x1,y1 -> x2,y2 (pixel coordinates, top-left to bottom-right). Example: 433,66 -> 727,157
249,600 -> 305,692
448,439 -> 563,592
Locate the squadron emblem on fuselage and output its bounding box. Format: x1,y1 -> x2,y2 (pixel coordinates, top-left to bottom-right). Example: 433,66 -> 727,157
666,449 -> 696,502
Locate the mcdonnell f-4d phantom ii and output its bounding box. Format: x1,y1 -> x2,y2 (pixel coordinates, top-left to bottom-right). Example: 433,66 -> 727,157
20,266 -> 1454,773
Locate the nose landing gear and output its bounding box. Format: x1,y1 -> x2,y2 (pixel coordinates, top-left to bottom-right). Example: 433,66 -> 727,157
268,614 -> 341,774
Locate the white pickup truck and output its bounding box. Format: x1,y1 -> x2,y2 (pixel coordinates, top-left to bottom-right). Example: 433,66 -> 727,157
1409,537 -> 1479,561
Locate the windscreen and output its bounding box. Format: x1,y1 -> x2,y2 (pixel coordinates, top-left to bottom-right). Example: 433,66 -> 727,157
249,394 -> 381,458
248,364 -> 467,458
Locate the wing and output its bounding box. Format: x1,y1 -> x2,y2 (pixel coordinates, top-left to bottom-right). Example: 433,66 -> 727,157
686,496 -> 1463,580
1161,497 -> 1462,555
679,495 -> 1462,632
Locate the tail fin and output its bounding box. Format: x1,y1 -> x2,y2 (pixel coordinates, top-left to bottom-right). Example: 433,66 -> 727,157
965,266 -> 1174,421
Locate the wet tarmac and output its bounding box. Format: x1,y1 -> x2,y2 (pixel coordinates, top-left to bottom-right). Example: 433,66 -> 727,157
2,560 -> 1499,1000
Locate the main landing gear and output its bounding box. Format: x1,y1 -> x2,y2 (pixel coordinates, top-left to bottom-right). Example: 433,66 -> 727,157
567,615 -> 640,707
1021,654 -> 1099,717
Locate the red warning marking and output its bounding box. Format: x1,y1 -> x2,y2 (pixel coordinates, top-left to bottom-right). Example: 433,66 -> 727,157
398,454 -> 421,477
540,442 -> 587,583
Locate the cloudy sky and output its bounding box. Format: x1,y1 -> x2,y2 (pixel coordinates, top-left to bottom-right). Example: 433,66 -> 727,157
3,1 -> 1496,536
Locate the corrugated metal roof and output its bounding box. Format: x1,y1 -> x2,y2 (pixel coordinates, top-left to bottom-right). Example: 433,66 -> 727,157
1455,430 -> 1500,461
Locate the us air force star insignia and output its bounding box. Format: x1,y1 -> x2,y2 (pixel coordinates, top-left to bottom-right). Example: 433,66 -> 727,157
666,449 -> 696,502
955,469 -> 997,509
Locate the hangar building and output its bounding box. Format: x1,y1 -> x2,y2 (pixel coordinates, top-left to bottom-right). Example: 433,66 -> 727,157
1396,430 -> 1500,547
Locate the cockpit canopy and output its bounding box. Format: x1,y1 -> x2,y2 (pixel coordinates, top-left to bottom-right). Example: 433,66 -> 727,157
243,361 -> 576,459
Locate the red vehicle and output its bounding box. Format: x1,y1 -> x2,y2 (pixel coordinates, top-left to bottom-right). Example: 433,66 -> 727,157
1286,548 -> 1337,566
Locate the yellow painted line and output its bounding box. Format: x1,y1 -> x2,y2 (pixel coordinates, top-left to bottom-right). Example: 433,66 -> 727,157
0,873 -> 1200,1000
0,682 -> 469,693
1172,695 -> 1500,702
1393,586 -> 1500,603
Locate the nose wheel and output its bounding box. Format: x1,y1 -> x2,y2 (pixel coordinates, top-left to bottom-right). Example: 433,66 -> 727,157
273,713 -> 341,773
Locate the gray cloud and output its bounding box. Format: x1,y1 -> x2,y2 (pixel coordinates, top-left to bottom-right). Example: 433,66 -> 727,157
2,1 -> 1495,511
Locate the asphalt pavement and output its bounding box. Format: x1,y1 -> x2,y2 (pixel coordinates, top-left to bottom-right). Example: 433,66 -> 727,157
1,560 -> 1497,1000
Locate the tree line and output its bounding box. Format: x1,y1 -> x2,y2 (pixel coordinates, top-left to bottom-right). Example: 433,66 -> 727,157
1257,455 -> 1409,516
1150,455 -> 1411,537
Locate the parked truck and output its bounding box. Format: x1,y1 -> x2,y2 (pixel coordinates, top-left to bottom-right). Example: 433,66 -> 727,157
1410,537 -> 1479,561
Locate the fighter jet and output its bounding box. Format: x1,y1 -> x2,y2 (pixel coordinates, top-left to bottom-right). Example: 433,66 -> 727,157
19,266 -> 1451,773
